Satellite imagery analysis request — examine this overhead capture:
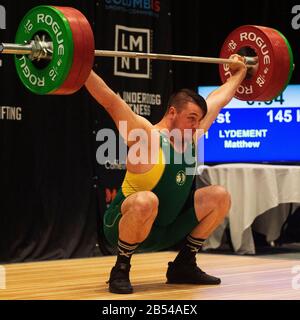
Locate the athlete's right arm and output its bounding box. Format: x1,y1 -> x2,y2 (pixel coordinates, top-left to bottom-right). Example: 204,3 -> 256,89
85,70 -> 153,144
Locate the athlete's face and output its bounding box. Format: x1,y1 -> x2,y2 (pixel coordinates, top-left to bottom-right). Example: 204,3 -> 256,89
170,102 -> 204,141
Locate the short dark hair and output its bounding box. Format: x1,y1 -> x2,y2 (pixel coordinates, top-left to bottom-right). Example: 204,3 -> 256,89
167,89 -> 207,118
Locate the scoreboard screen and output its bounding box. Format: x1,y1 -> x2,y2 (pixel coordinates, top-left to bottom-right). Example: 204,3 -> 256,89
198,85 -> 300,163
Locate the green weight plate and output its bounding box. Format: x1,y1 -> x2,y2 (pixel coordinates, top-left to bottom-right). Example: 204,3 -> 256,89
14,5 -> 74,95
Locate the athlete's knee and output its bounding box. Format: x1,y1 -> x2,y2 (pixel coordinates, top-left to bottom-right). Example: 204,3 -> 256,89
195,185 -> 231,217
212,185 -> 231,203
131,191 -> 159,222
210,185 -> 231,215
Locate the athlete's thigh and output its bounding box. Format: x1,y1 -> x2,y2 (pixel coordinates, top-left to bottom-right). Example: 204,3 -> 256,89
139,205 -> 199,252
103,191 -> 158,247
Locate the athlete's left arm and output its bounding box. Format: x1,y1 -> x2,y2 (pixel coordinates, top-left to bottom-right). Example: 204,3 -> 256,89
199,55 -> 247,133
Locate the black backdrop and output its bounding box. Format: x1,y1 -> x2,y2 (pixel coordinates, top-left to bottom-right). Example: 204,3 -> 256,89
0,0 -> 299,263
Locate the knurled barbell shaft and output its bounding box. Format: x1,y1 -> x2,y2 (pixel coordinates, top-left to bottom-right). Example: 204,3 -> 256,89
0,42 -> 258,66
94,50 -> 257,65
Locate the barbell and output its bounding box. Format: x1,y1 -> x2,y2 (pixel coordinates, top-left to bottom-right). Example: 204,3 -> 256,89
0,5 -> 295,101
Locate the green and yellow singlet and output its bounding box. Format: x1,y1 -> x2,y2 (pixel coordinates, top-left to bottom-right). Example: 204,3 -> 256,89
106,133 -> 196,227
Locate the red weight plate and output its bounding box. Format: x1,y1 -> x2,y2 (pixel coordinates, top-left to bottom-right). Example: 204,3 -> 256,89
254,26 -> 291,101
63,7 -> 94,94
52,7 -> 94,95
62,6 -> 94,94
50,6 -> 85,95
219,25 -> 291,101
75,10 -> 95,91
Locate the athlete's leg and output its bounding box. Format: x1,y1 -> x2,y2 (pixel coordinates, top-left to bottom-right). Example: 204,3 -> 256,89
191,185 -> 231,238
167,185 -> 230,285
119,191 -> 159,243
108,191 -> 159,294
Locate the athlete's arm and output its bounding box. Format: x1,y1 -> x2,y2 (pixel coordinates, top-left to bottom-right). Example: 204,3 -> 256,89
85,70 -> 153,145
199,55 -> 247,133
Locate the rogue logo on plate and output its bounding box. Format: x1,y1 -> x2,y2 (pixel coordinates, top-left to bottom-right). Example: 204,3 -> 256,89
14,5 -> 94,95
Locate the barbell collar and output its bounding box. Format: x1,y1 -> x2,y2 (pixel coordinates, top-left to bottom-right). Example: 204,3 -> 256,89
0,41 -> 53,60
0,42 -> 33,55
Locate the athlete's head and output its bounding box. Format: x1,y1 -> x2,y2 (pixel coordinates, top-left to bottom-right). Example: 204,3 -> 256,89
164,89 -> 207,139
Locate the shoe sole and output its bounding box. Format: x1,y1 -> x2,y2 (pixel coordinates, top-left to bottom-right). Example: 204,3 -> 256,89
166,280 -> 221,285
109,287 -> 133,294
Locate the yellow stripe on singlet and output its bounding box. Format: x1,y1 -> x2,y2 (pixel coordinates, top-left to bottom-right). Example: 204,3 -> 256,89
121,147 -> 165,197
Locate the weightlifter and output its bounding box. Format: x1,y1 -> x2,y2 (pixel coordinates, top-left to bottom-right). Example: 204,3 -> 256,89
85,55 -> 247,294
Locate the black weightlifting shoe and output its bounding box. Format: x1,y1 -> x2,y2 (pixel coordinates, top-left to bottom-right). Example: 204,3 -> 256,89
107,263 -> 133,294
166,259 -> 221,285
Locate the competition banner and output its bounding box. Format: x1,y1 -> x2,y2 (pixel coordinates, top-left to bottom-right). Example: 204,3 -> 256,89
198,85 -> 300,163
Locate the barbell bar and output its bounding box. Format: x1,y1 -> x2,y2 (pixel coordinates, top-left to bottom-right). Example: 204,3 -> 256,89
0,5 -> 294,100
0,43 -> 34,55
0,42 -> 258,66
